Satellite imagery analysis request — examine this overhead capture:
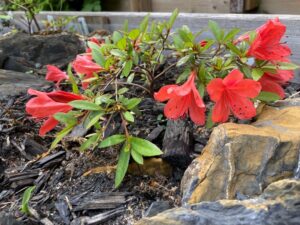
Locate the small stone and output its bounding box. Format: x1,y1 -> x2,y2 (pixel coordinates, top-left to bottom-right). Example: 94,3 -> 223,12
144,201 -> 171,217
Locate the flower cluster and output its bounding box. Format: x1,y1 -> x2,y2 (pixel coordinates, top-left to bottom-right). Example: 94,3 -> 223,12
155,17 -> 296,124
25,11 -> 298,187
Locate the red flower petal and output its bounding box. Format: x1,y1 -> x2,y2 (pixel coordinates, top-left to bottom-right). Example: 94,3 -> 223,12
164,95 -> 190,120
39,117 -> 58,136
259,76 -> 285,99
223,69 -> 243,87
212,96 -> 230,123
154,85 -> 177,102
229,79 -> 261,98
174,71 -> 196,96
45,65 -> 68,87
207,78 -> 224,102
189,96 -> 205,125
228,94 -> 257,120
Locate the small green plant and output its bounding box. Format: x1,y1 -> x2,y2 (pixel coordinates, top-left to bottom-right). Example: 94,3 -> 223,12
20,186 -> 35,215
8,0 -> 41,34
42,16 -> 76,33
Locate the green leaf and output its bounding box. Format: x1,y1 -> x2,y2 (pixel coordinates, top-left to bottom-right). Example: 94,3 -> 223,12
131,149 -> 143,164
127,73 -> 135,83
123,111 -> 134,123
173,35 -> 184,49
125,98 -> 141,110
118,87 -> 129,95
176,68 -> 191,84
85,111 -> 104,129
54,112 -> 77,125
223,28 -> 240,42
99,134 -> 126,148
95,94 -> 114,105
117,37 -> 127,50
277,62 -> 299,70
197,83 -> 205,97
80,133 -> 99,151
123,19 -> 129,32
115,143 -> 130,188
176,55 -> 190,67
252,68 -> 264,81
122,60 -> 133,77
21,186 -> 35,215
112,31 -> 123,44
69,100 -> 102,111
139,14 -> 149,33
67,64 -> 79,94
130,137 -> 163,157
256,91 -> 280,102
226,42 -> 241,55
90,45 -> 106,67
50,125 -> 74,149
208,20 -> 223,41
128,29 -> 140,40
111,49 -> 126,58
168,8 -> 179,29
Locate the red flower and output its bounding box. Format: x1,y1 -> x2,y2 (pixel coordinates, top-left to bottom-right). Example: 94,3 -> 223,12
45,65 -> 68,87
86,37 -> 103,54
26,89 -> 84,136
258,70 -> 294,99
247,18 -> 291,62
72,55 -> 103,89
199,40 -> 208,47
207,69 -> 261,123
154,71 -> 206,125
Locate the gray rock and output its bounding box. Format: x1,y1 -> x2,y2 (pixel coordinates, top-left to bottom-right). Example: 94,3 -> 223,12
136,179 -> 300,225
145,201 -> 171,217
0,32 -> 85,73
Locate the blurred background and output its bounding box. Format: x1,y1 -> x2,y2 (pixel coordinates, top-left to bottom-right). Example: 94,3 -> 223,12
1,0 -> 300,14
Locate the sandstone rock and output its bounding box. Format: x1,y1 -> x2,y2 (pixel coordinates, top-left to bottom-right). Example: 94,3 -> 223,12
181,101 -> 300,204
0,32 -> 85,73
128,158 -> 172,177
136,179 -> 300,225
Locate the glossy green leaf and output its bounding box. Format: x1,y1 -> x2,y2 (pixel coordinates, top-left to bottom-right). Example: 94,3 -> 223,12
223,28 -> 240,42
168,8 -> 179,29
139,14 -> 149,33
226,42 -> 241,55
131,149 -> 143,164
21,186 -> 35,215
206,108 -> 215,129
67,64 -> 79,94
85,111 -> 104,129
115,143 -> 131,188
50,125 -> 74,149
130,137 -> 163,156
125,98 -> 141,110
69,100 -> 102,111
112,31 -> 123,44
208,20 -> 223,41
128,29 -> 140,40
111,49 -> 126,58
256,91 -> 280,102
277,62 -> 299,70
122,60 -> 133,77
252,68 -> 264,81
80,133 -> 99,151
123,111 -> 134,123
127,73 -> 135,83
176,55 -> 190,67
54,112 -> 77,125
99,134 -> 126,148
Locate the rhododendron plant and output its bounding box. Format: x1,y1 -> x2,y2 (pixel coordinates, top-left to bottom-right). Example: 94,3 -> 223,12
25,10 -> 298,187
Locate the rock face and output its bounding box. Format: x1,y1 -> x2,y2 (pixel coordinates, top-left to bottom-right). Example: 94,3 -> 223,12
181,102 -> 300,204
136,179 -> 300,225
0,32 -> 85,73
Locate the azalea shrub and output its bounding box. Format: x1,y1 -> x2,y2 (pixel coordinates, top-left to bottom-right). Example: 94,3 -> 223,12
25,10 -> 299,187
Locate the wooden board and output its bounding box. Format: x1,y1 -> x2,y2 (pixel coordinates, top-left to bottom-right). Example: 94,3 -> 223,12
259,0 -> 300,14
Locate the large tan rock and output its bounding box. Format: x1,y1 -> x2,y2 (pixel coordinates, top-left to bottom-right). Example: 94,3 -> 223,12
181,102 -> 300,204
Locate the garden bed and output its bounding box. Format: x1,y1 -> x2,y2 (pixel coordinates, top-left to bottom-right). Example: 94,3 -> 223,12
1,12 -> 300,225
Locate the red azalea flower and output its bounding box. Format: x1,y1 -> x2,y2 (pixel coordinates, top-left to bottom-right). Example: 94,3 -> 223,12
199,40 -> 208,47
207,69 -> 261,123
26,89 -> 84,136
86,37 -> 102,53
258,70 -> 294,99
154,71 -> 206,125
247,18 -> 291,62
45,65 -> 68,88
72,55 -> 103,89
